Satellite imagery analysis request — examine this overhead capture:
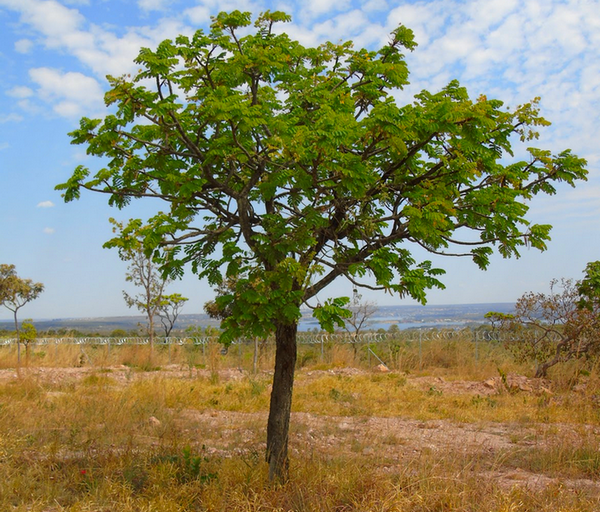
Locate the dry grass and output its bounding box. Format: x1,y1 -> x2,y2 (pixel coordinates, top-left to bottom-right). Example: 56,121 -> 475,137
1,338 -> 600,510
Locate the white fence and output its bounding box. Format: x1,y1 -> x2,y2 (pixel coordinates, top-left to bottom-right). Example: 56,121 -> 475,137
0,328 -> 514,347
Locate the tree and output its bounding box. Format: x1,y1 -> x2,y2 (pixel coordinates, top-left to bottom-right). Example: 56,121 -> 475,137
56,11 -> 587,480
158,293 -> 189,337
577,261 -> 600,312
343,289 -> 378,359
0,265 -> 44,367
107,218 -> 172,352
491,274 -> 600,378
20,319 -> 37,366
0,264 -> 18,304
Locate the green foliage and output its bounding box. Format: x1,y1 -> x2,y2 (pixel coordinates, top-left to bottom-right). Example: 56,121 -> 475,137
578,261 -> 600,311
57,10 -> 587,343
0,264 -> 18,304
19,319 -> 37,344
0,266 -> 44,316
314,297 -> 352,333
0,265 -> 44,353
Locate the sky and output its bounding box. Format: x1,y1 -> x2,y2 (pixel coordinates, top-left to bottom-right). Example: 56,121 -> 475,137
0,0 -> 599,322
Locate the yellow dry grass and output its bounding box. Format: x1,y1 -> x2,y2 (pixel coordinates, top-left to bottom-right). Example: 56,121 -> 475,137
0,336 -> 599,510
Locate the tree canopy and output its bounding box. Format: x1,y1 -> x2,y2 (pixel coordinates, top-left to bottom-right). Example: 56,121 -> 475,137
58,11 -> 586,341
56,10 -> 588,479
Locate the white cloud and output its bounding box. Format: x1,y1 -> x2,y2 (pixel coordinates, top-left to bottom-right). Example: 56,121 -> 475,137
138,0 -> 170,11
302,0 -> 351,18
37,201 -> 55,208
43,227 -> 56,234
0,142 -> 9,151
3,0 -> 168,80
184,5 -> 211,25
0,113 -> 23,123
361,0 -> 388,12
184,0 -> 263,25
7,86 -> 34,99
14,38 -> 34,53
19,0 -> 87,46
28,67 -> 105,119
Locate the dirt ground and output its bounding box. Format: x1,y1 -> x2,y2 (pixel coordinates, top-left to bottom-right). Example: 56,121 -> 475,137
2,365 -> 599,494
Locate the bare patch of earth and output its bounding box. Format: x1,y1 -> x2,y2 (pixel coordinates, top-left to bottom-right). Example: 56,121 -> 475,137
2,365 -> 599,493
172,408 -> 600,493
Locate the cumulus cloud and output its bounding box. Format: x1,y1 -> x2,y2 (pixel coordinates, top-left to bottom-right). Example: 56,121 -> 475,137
184,5 -> 211,25
43,227 -> 56,234
299,0 -> 351,19
0,113 -> 23,123
184,0 -> 263,25
37,201 -> 55,208
28,67 -> 105,118
2,0 -> 180,80
361,0 -> 388,12
7,86 -> 34,99
138,0 -> 170,11
14,38 -> 34,53
1,0 -> 598,168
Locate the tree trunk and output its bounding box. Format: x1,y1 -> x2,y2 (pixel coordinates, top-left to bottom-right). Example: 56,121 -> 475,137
13,310 -> 21,370
253,337 -> 259,374
148,311 -> 155,363
266,321 -> 298,482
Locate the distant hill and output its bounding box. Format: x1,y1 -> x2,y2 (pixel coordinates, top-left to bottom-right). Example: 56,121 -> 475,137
0,303 -> 514,335
0,314 -> 220,335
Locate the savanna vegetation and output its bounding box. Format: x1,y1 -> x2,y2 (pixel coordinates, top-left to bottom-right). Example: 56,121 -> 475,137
1,331 -> 600,511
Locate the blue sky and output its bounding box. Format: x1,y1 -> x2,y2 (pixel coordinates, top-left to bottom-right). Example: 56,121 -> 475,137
1,0 -> 599,321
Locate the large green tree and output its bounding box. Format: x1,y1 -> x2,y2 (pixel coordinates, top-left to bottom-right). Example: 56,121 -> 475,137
57,11 -> 587,480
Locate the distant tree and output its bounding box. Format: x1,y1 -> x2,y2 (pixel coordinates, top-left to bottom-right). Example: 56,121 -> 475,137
484,311 -> 515,337
20,319 -> 37,366
57,11 -> 588,480
0,265 -> 44,367
107,218 -> 172,352
344,289 -> 378,335
110,329 -> 129,338
158,293 -> 189,337
343,289 -> 377,359
388,324 -> 401,335
490,266 -> 600,378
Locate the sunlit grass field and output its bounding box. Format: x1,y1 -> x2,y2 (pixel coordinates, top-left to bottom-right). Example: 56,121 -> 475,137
1,336 -> 600,511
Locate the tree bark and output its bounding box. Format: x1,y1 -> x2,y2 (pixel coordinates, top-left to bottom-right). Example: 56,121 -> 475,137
13,309 -> 21,370
266,321 -> 298,482
253,337 -> 259,374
